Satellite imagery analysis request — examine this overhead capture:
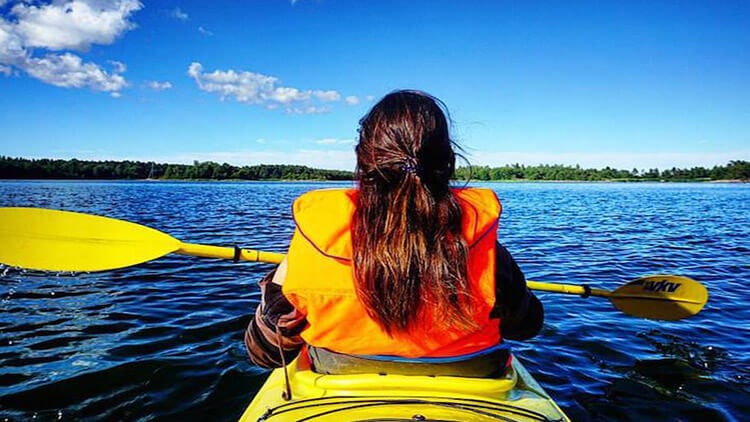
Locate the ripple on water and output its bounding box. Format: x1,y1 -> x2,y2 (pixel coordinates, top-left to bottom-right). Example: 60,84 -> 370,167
1,181 -> 749,421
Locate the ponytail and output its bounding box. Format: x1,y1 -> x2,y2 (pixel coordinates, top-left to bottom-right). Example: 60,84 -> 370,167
352,90 -> 476,335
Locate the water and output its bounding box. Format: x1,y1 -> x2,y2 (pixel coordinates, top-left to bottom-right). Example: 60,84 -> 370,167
1,180 -> 748,421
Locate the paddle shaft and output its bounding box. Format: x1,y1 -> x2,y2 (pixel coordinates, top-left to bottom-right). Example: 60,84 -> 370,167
179,244 -> 611,298
208,247 -> 705,317
178,243 -> 285,264
525,281 -> 611,298
176,247 -> 706,314
0,207 -> 707,320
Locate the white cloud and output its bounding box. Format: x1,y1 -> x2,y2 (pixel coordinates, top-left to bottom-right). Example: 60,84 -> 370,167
145,80 -> 173,91
198,26 -> 213,36
314,90 -> 341,101
0,64 -> 11,75
109,60 -> 126,73
171,7 -> 188,21
315,138 -> 354,145
12,0 -> 142,51
464,150 -> 750,171
289,105 -> 331,114
23,52 -> 127,91
0,0 -> 141,96
0,19 -> 27,64
187,62 -> 344,114
344,95 -> 360,105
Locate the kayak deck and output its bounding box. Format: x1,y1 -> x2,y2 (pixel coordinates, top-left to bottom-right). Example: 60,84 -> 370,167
240,352 -> 569,421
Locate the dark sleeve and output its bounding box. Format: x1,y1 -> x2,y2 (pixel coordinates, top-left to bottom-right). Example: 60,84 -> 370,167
490,242 -> 544,341
244,269 -> 308,368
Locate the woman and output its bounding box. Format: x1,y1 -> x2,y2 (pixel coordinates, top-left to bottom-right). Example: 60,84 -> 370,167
245,90 -> 543,375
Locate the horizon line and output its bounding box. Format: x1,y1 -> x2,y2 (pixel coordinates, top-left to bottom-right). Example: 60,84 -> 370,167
3,155 -> 748,173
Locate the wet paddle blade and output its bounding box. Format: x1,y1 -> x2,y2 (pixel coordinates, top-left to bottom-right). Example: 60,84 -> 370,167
0,207 -> 181,272
610,275 -> 708,320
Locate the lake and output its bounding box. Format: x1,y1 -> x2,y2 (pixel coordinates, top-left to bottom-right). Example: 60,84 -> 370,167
1,180 -> 748,421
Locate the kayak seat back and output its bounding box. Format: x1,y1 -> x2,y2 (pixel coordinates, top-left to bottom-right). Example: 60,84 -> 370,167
308,343 -> 511,378
284,346 -> 519,399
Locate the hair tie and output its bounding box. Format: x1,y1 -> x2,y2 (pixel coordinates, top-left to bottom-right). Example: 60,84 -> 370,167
401,157 -> 420,175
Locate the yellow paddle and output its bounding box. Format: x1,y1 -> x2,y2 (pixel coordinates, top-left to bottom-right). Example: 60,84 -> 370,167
526,277 -> 707,321
0,207 -> 284,272
0,207 -> 707,320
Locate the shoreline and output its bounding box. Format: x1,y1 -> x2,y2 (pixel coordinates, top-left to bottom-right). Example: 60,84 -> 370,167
1,178 -> 746,183
2,157 -> 747,183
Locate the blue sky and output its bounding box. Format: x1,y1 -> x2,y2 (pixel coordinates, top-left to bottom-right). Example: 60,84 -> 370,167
1,0 -> 748,171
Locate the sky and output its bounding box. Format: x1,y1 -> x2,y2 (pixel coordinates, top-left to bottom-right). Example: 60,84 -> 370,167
1,0 -> 748,171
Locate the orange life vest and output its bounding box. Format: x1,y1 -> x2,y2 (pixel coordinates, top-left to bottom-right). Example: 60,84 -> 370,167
282,187 -> 502,358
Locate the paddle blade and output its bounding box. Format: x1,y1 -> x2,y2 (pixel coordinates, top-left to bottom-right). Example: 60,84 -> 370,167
610,275 -> 708,320
0,207 -> 181,272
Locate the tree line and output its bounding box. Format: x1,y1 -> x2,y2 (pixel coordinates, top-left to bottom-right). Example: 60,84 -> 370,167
0,157 -> 353,181
0,156 -> 748,181
454,161 -> 750,182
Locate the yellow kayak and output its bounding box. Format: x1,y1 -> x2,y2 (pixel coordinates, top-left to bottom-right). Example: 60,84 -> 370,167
240,350 -> 569,422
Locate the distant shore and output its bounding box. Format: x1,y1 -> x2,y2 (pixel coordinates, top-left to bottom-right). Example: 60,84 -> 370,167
459,178 -> 748,183
3,178 -> 747,185
1,156 -> 748,183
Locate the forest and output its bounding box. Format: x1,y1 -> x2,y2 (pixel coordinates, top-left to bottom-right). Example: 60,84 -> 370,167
0,157 -> 353,181
0,156 -> 748,182
453,160 -> 750,182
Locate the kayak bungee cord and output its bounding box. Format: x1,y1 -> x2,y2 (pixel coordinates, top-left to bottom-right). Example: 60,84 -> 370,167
274,325 -> 293,401
257,396 -> 560,422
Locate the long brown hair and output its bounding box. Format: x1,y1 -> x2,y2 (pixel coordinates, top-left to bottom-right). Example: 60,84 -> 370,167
352,90 -> 474,335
